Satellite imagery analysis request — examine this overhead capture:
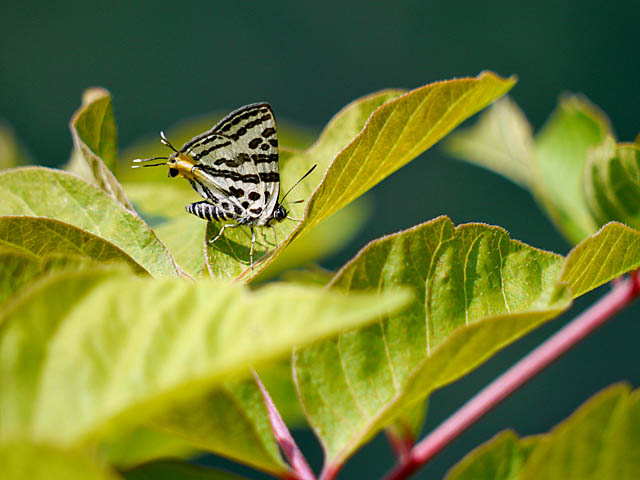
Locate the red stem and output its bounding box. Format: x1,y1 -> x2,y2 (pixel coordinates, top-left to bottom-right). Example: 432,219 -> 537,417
384,272 -> 640,480
253,370 -> 316,480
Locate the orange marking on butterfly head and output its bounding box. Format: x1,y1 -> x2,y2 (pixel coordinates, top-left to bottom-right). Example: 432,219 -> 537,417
167,152 -> 197,179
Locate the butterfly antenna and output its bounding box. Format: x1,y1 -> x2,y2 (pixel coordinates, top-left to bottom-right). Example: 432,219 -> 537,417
280,164 -> 317,203
160,131 -> 179,153
131,162 -> 168,169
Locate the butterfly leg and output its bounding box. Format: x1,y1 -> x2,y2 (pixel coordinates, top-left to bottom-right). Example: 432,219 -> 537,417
208,223 -> 241,245
250,227 -> 256,268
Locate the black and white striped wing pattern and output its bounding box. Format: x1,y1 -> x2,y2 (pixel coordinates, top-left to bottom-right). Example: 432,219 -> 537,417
182,103 -> 280,225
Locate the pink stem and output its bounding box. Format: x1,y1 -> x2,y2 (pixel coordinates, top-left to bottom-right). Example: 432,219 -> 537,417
253,370 -> 316,480
384,272 -> 640,480
386,427 -> 415,464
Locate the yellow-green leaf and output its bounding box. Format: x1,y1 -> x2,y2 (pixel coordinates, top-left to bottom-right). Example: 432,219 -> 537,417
446,384 -> 640,479
153,378 -> 288,476
584,138 -> 640,229
1,441 -> 120,480
294,217 -> 571,468
0,267 -> 409,452
204,72 -> 516,280
561,222 -> 640,298
0,217 -> 147,275
0,167 -> 179,277
69,88 -> 133,210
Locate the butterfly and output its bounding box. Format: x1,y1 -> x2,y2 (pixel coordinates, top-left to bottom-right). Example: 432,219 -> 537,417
133,103 -> 315,267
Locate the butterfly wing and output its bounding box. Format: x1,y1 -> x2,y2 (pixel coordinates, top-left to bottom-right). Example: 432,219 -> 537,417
185,103 -> 280,224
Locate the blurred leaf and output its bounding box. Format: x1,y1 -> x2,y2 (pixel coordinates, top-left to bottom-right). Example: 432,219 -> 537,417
294,216 -> 571,468
204,72 -> 516,280
101,426 -> 196,468
446,384 -> 640,479
280,264 -> 334,286
584,138 -> 640,229
0,167 -> 180,277
124,181 -> 198,220
0,247 -> 43,306
123,460 -> 247,480
534,96 -> 611,243
386,400 -> 428,446
0,217 -> 146,275
561,221 -> 640,298
446,95 -> 612,245
445,431 -> 537,480
154,378 -> 288,476
153,216 -> 207,277
445,96 -> 535,187
252,195 -> 370,282
0,121 -> 30,170
68,88 -> 133,210
0,267 -> 409,451
1,441 -> 120,480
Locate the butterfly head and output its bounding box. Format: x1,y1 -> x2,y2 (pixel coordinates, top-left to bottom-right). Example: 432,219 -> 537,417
132,132 -> 198,179
274,204 -> 287,222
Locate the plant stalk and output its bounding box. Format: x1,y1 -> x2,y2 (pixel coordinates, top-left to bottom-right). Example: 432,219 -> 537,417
383,272 -> 640,480
253,370 -> 316,480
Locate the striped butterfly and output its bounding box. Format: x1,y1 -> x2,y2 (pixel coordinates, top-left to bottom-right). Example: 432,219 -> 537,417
133,103 -> 315,266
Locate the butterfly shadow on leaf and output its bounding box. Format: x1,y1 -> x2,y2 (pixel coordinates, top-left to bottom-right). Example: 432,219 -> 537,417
204,222 -> 270,270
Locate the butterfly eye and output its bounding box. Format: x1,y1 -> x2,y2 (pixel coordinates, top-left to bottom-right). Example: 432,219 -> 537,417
168,168 -> 179,177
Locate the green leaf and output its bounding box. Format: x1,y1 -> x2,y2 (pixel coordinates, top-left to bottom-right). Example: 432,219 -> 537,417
0,167 -> 180,277
444,96 -> 535,187
584,138 -> 640,229
153,378 -> 288,475
0,217 -> 147,275
69,88 -> 133,210
561,221 -> 640,298
153,216 -> 207,277
294,216 -> 571,468
445,431 -> 537,480
123,460 -> 247,480
204,72 -> 516,279
0,267 -> 409,451
446,384 -> 640,479
1,441 -> 120,480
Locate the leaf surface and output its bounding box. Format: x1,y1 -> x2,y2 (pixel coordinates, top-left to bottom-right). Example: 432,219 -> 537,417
69,88 -> 133,209
203,73 -> 516,279
153,378 -> 288,475
446,384 -> 640,479
294,217 -> 571,468
1,442 -> 120,480
584,138 -> 640,230
0,267 -> 409,461
0,216 -> 146,274
0,167 -> 179,277
561,221 -> 640,298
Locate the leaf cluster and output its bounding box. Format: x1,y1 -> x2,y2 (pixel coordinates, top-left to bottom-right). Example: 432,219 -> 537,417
1,74 -> 640,479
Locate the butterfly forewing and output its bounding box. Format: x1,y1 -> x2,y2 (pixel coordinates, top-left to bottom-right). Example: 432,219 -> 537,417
182,103 -> 280,224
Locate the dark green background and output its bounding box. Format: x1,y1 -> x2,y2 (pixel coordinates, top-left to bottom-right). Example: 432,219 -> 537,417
2,1 -> 639,478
